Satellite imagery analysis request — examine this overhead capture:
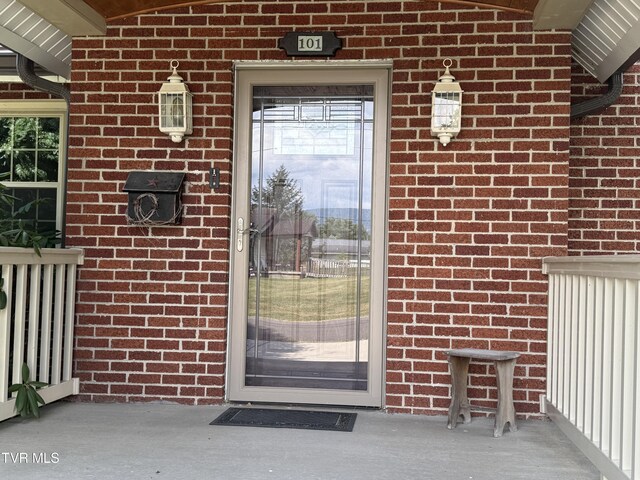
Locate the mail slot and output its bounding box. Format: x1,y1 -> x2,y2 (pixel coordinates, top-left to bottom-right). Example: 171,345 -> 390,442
123,171 -> 186,225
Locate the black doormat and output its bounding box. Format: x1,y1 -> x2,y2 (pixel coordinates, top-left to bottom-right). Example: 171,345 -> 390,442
210,407 -> 357,432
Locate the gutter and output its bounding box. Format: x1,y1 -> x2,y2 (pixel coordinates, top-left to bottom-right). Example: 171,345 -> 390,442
570,69 -> 624,119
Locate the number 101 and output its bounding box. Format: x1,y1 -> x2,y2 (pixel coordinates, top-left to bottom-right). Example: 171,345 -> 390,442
298,36 -> 323,52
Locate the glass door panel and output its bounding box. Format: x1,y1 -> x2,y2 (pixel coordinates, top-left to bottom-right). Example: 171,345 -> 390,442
246,86 -> 372,391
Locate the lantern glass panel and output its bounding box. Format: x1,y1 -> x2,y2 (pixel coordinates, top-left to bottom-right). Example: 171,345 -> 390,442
161,93 -> 185,129
432,92 -> 461,131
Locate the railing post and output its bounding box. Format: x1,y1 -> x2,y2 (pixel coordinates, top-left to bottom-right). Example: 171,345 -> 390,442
0,264 -> 12,403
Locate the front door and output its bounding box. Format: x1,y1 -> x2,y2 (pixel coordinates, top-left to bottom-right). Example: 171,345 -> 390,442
227,63 -> 390,407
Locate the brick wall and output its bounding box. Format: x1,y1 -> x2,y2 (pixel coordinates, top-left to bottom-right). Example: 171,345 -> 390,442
63,0 -> 571,414
569,62 -> 640,255
0,82 -> 55,100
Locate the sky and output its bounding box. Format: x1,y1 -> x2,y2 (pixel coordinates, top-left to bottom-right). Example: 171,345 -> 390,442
251,120 -> 374,212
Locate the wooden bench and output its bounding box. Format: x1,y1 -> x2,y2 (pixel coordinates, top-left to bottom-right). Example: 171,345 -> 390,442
445,348 -> 520,438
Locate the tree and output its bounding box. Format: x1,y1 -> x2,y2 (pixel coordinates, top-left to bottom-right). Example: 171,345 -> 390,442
0,173 -> 60,253
251,164 -> 303,216
250,165 -> 316,272
318,217 -> 370,241
0,117 -> 60,183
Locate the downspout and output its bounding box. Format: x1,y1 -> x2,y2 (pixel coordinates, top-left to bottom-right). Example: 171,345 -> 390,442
570,69 -> 624,119
16,54 -> 71,247
16,54 -> 70,104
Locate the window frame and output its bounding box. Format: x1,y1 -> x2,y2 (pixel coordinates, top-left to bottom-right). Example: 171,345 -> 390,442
0,99 -> 68,235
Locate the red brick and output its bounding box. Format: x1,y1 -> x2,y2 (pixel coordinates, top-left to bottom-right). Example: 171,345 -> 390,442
0,1 -> 580,413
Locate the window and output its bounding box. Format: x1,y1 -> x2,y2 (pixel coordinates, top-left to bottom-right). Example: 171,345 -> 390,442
0,100 -> 67,237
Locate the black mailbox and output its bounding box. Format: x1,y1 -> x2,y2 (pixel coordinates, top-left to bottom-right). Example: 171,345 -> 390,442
123,171 -> 186,225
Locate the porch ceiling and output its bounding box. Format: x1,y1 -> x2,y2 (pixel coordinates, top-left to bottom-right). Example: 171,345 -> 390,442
0,0 -> 637,85
80,0 -> 542,21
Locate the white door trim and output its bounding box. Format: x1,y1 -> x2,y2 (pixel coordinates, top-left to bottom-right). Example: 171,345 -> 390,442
225,60 -> 391,407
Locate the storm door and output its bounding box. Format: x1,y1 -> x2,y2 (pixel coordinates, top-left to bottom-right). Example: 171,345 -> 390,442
227,63 -> 390,407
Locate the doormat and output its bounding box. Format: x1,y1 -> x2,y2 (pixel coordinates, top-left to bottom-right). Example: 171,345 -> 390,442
210,407 -> 357,432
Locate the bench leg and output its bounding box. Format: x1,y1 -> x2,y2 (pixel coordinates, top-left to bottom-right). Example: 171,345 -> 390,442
493,358 -> 517,437
447,356 -> 471,429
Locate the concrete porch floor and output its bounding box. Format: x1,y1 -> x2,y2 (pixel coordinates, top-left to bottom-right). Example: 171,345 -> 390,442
0,402 -> 600,480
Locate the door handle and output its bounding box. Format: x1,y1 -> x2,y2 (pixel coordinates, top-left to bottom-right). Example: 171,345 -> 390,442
237,218 -> 259,252
236,217 -> 244,252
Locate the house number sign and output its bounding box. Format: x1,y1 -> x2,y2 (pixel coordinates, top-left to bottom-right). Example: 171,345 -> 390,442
278,31 -> 342,57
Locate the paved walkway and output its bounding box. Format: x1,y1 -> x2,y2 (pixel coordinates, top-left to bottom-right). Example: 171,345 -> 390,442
0,402 -> 600,480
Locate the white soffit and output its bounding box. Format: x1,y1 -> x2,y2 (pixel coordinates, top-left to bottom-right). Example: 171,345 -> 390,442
572,0 -> 640,82
19,0 -> 105,36
0,0 -> 71,78
534,0 -> 595,30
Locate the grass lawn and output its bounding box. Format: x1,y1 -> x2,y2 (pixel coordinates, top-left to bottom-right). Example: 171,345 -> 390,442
248,275 -> 370,322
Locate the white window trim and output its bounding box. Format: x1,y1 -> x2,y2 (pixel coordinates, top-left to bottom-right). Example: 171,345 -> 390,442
0,99 -> 68,232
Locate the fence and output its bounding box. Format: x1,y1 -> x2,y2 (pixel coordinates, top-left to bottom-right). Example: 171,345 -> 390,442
306,258 -> 370,278
0,247 -> 83,421
543,255 -> 640,480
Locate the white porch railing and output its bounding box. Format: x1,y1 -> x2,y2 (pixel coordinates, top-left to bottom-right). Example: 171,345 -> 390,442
543,255 -> 640,480
0,247 -> 83,421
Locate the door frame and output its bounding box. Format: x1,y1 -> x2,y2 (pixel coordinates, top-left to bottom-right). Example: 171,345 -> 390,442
226,61 -> 391,407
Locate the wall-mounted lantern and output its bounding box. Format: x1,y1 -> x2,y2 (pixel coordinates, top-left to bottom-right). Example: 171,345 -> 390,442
431,59 -> 463,146
158,60 -> 192,143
